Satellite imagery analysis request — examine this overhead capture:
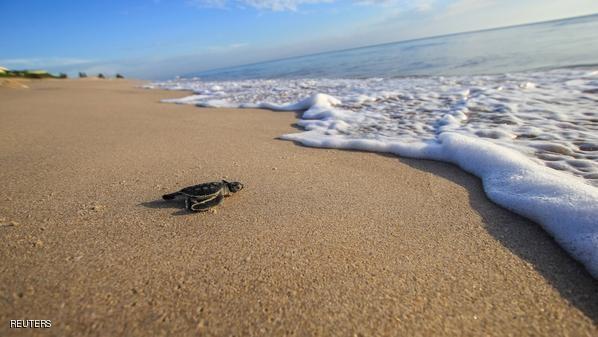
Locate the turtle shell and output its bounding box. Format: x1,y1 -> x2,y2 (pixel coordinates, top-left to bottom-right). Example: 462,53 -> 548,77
179,181 -> 224,198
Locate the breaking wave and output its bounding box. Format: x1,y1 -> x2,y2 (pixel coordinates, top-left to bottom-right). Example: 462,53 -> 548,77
147,67 -> 598,277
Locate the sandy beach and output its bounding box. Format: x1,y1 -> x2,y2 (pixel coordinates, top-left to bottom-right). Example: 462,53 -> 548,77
0,79 -> 596,336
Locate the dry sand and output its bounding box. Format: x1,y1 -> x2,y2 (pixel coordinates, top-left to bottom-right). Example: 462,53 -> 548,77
0,78 -> 30,89
0,79 -> 596,336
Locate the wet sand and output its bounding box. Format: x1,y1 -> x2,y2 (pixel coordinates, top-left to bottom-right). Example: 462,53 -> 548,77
0,79 -> 596,336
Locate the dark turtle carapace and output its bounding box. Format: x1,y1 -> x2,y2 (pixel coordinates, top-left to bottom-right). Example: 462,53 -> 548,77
162,180 -> 243,212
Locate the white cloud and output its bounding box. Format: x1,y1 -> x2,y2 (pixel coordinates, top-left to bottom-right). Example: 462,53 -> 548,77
244,0 -> 333,11
207,42 -> 249,51
355,0 -> 434,12
442,0 -> 497,17
188,0 -> 332,11
188,0 -> 435,11
353,0 -> 435,9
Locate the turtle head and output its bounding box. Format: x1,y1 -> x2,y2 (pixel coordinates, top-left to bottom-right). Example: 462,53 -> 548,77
224,180 -> 244,193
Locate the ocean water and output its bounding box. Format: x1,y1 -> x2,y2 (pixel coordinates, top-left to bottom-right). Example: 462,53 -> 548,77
147,15 -> 598,277
192,14 -> 598,80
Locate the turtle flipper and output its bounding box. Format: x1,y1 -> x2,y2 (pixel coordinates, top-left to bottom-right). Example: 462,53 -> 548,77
162,192 -> 181,200
186,193 -> 224,212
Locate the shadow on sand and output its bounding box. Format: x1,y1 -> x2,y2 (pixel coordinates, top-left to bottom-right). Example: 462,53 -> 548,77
140,199 -> 190,216
281,132 -> 597,322
398,156 -> 598,323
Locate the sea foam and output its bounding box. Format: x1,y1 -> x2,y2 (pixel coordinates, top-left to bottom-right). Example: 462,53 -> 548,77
147,68 -> 598,277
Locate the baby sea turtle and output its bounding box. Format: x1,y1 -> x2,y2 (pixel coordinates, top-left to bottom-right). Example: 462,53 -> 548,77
162,180 -> 244,212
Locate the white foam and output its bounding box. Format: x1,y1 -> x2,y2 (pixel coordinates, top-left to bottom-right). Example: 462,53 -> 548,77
147,68 -> 598,277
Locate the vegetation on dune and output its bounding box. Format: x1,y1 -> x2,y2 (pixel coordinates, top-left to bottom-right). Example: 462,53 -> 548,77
0,68 -> 68,79
0,67 -> 124,80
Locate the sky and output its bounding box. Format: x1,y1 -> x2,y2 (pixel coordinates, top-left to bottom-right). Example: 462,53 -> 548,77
1,0 -> 597,79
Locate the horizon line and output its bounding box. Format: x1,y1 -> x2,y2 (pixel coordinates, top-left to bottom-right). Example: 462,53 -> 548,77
185,12 -> 598,79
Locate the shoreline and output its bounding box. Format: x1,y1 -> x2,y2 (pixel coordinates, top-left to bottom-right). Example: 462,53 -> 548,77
0,79 -> 596,336
153,70 -> 598,279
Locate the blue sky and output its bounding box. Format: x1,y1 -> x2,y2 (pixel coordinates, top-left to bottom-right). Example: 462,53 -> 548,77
1,0 -> 597,79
